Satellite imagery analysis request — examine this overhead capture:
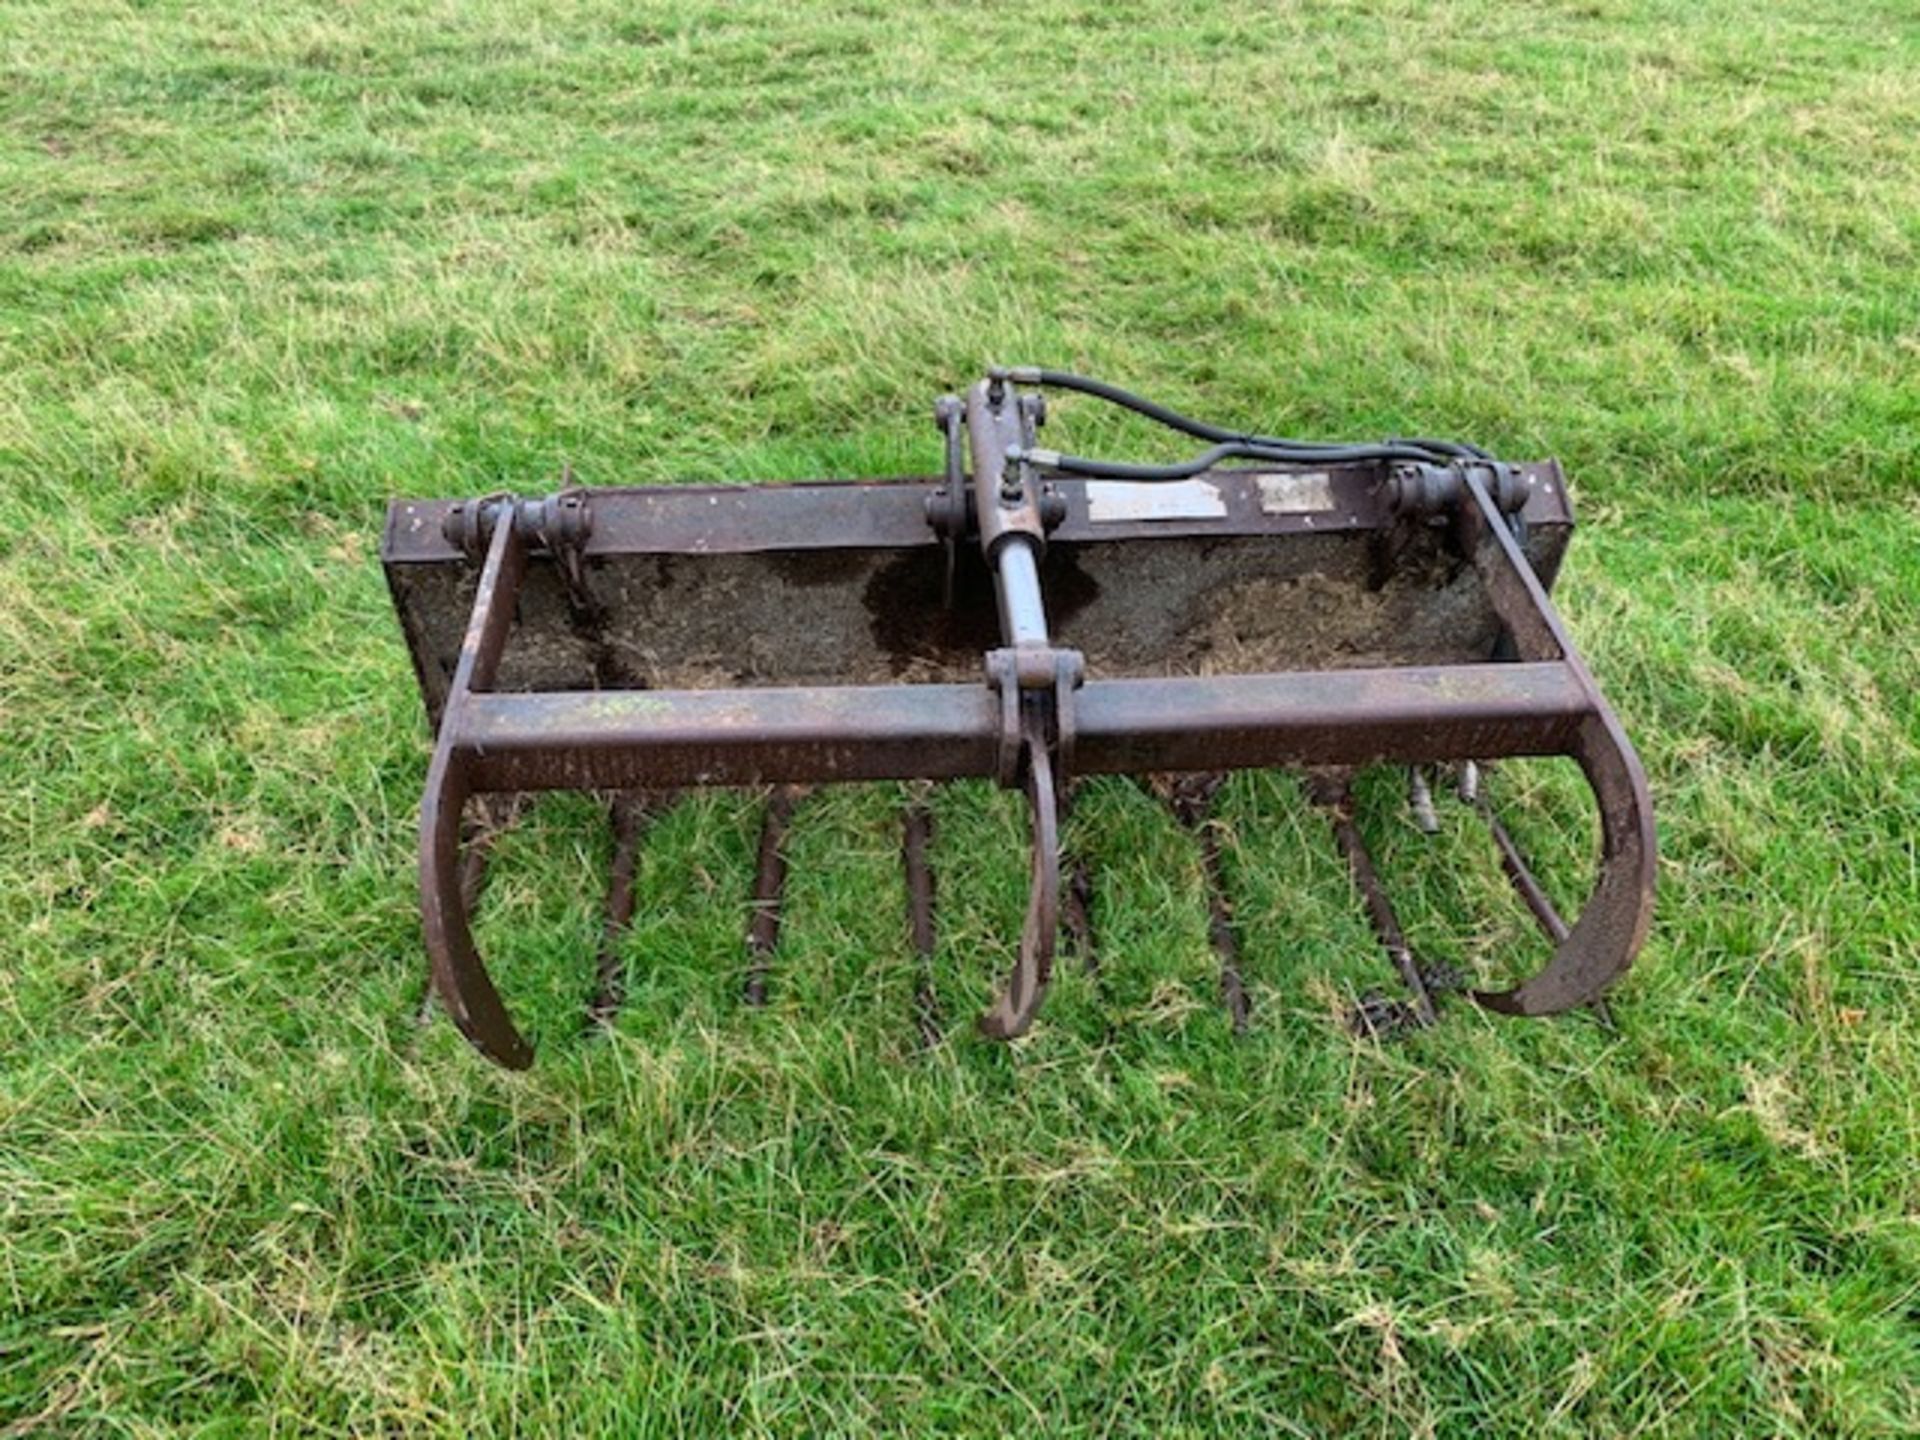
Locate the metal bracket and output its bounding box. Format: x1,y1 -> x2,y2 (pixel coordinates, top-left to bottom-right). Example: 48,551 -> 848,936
444,488 -> 595,593
1384,460 -> 1529,518
926,397 -> 970,607
983,646 -> 1084,791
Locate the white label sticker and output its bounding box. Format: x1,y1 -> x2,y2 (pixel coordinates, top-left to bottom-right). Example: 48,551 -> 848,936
1255,471 -> 1335,514
1084,479 -> 1227,523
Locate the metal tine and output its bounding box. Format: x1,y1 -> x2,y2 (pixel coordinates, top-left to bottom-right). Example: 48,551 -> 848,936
1482,790 -> 1568,946
583,790 -> 669,1032
1310,774 -> 1440,1033
974,737 -> 1062,1041
1062,859 -> 1096,974
1163,773 -> 1251,1033
1058,783 -> 1097,977
1456,760 -> 1481,806
1465,765 -> 1617,1030
415,793 -> 523,1027
1408,766 -> 1441,835
743,785 -> 803,1007
1048,783 -> 1121,1043
903,794 -> 943,1048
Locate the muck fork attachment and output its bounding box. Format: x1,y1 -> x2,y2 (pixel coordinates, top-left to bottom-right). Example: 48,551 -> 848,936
384,370 -> 1654,1067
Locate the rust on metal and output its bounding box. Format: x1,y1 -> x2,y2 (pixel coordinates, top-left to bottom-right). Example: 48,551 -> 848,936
743,786 -> 800,1007
1062,855 -> 1096,975
583,792 -> 655,1031
1312,774 -> 1441,1032
1164,774 -> 1250,1032
1469,775 -> 1618,1030
383,368 -> 1654,1065
413,795 -> 521,1028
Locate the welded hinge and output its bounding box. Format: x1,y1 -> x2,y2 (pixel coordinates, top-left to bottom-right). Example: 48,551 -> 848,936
443,487 -> 594,592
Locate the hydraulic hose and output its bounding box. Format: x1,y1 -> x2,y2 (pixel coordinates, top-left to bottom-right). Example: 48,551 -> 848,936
988,365 -> 1493,470
1010,438 -> 1471,482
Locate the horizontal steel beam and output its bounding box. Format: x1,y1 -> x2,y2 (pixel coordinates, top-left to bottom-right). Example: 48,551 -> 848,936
383,464 -> 1575,564
453,662 -> 1589,793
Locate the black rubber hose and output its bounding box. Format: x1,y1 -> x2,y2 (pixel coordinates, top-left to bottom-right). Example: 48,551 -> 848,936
991,366 -> 1255,446
1013,438 -> 1463,482
989,365 -> 1493,463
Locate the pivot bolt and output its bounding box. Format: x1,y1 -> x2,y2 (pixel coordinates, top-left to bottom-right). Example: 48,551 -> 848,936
999,460 -> 1025,505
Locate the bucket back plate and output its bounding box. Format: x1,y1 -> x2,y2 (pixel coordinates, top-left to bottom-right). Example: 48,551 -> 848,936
383,463 -> 1572,722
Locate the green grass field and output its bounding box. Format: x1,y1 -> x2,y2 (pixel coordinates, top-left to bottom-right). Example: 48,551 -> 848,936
4,0 -> 1919,1433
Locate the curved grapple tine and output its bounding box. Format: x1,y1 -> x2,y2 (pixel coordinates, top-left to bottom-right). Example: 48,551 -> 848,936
1467,771 -> 1615,1027
1294,464 -> 1655,1031
978,739 -> 1061,1040
1453,469 -> 1656,1017
413,794 -> 519,1028
422,745 -> 536,1069
419,512 -> 537,1068
1471,710 -> 1655,1016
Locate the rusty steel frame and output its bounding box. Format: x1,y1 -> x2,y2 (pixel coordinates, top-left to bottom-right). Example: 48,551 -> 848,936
390,374 -> 1654,1068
